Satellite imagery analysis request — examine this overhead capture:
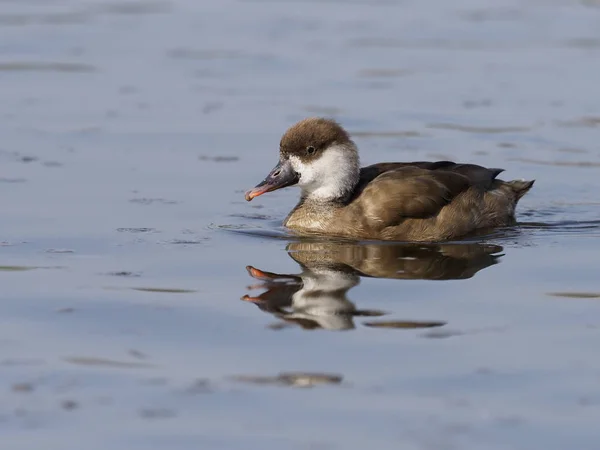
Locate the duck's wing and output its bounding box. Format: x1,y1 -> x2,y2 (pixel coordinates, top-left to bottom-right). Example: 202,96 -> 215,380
357,166 -> 473,223
360,161 -> 504,189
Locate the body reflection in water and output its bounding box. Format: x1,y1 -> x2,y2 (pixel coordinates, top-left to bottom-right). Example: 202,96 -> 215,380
242,241 -> 503,331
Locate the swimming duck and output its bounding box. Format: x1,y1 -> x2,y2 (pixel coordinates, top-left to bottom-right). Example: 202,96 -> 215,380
245,117 -> 534,242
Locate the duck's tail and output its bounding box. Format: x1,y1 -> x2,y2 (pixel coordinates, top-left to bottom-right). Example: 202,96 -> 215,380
507,179 -> 535,201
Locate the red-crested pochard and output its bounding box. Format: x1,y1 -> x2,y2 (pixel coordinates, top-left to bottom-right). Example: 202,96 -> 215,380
245,117 -> 534,242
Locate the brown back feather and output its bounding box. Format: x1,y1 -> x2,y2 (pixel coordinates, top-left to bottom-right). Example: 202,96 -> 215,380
358,161 -> 503,190
359,167 -> 472,225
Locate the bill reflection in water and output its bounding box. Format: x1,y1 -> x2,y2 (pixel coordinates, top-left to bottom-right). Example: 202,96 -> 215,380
241,241 -> 503,331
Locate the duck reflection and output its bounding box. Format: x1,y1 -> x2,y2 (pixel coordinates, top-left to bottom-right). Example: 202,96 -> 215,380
242,241 -> 503,331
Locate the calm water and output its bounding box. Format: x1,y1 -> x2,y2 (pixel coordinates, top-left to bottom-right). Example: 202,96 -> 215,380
2,0 -> 600,449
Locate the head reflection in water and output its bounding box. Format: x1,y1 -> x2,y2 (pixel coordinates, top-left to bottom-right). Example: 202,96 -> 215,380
241,241 -> 503,331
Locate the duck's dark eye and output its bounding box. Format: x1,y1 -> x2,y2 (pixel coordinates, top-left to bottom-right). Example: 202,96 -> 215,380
306,146 -> 316,155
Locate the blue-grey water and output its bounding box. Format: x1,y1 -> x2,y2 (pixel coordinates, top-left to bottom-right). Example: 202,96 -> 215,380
2,1 -> 600,449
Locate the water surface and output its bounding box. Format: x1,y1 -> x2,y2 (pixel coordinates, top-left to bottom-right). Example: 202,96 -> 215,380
1,0 -> 600,449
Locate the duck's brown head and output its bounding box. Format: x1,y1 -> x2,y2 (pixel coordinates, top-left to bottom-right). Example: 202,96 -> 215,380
245,117 -> 360,202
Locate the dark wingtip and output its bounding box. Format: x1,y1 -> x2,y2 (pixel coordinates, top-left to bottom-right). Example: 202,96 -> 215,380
490,168 -> 505,179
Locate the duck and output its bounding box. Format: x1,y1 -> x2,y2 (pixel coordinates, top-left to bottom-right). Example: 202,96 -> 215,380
245,117 -> 534,242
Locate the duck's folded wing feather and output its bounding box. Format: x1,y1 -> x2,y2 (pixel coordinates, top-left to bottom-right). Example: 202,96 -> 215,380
362,161 -> 503,188
359,167 -> 472,224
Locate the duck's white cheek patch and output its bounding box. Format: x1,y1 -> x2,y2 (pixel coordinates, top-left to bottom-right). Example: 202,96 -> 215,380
289,156 -> 302,172
289,156 -> 313,186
